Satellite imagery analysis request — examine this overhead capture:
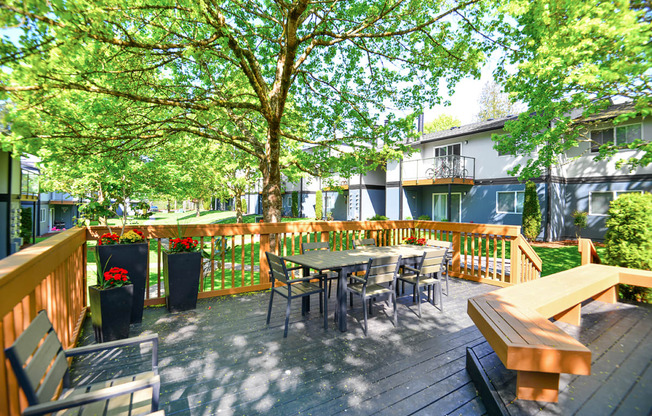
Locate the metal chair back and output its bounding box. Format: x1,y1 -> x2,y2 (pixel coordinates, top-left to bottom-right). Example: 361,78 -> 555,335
265,252 -> 289,284
302,241 -> 330,254
363,255 -> 402,285
353,238 -> 376,249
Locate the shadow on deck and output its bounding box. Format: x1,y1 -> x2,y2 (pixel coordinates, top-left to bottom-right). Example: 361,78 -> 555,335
70,279 -> 651,416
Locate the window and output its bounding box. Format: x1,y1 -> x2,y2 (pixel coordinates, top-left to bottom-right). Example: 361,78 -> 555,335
40,208 -> 46,222
589,190 -> 643,215
496,191 -> 524,214
591,123 -> 641,152
434,143 -> 461,157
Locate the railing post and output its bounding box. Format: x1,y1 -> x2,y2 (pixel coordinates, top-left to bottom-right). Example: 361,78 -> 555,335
511,237 -> 521,284
452,231 -> 461,276
259,234 -> 270,284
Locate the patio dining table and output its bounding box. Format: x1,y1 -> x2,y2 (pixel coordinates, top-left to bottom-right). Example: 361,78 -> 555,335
283,245 -> 447,332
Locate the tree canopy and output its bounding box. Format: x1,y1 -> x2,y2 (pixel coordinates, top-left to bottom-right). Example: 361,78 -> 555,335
493,0 -> 651,179
475,80 -> 519,122
423,114 -> 461,134
0,0 -> 502,222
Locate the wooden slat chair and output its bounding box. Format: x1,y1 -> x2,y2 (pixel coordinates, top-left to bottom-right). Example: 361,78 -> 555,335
397,249 -> 447,317
425,239 -> 453,295
4,310 -> 160,416
301,242 -> 339,298
347,255 -> 402,335
352,238 -> 376,248
266,252 -> 328,338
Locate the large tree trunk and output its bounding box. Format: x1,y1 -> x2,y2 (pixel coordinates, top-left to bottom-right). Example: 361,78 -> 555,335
260,130 -> 283,252
235,192 -> 243,223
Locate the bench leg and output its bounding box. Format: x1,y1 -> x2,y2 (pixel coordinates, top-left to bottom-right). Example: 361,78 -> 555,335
516,370 -> 560,402
593,285 -> 617,304
554,303 -> 581,326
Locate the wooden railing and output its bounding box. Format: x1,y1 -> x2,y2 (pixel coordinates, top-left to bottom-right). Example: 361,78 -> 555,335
578,238 -> 601,265
0,228 -> 88,416
86,220 -> 541,306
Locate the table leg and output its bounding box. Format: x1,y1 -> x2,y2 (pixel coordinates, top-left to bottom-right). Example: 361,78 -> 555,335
303,266 -> 311,312
338,266 -> 352,332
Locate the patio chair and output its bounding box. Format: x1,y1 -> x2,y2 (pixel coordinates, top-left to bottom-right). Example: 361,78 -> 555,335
4,310 -> 160,416
302,241 -> 339,298
425,239 -> 453,295
347,255 -> 402,335
397,248 -> 447,317
266,252 -> 328,338
353,238 -> 376,248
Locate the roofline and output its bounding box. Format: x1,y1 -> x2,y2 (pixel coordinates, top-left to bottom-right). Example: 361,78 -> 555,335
414,116 -> 517,146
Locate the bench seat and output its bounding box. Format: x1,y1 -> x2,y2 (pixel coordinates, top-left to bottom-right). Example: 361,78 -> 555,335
468,264 -> 652,402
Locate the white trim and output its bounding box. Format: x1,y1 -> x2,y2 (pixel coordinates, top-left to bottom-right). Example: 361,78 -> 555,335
40,207 -> 46,223
588,190 -> 644,216
431,192 -> 462,222
496,191 -> 524,214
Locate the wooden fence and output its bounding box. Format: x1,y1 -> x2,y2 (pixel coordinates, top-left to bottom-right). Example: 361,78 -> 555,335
578,238 -> 601,265
0,228 -> 87,416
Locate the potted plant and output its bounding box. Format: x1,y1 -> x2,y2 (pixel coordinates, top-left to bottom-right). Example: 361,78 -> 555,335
95,229 -> 148,323
163,236 -> 202,312
89,266 -> 133,342
403,236 -> 426,246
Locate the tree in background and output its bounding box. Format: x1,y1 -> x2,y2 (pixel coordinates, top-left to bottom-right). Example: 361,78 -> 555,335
521,181 -> 541,241
423,115 -> 461,134
494,1 -> 651,179
475,81 -> 519,122
605,193 -> 651,302
315,190 -> 324,221
291,191 -> 299,218
0,1 -> 503,227
20,207 -> 32,242
241,198 -> 248,216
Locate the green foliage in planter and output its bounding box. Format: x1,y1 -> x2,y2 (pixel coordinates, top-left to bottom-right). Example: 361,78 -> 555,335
418,215 -> 431,221
291,191 -> 299,217
522,181 -> 541,241
315,190 -> 323,220
368,214 -> 389,221
604,193 -> 652,302
572,210 -> 588,238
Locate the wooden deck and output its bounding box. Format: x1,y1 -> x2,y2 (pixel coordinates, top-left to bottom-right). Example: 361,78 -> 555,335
71,279 -> 495,415
70,279 -> 652,415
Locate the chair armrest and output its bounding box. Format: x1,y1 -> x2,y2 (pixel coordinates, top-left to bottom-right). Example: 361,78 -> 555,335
403,265 -> 420,274
22,375 -> 161,416
349,275 -> 366,284
65,334 -> 158,373
286,275 -> 325,284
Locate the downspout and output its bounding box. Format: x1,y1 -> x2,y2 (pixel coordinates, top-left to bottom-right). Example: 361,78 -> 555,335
359,173 -> 363,221
6,152 -> 13,256
447,183 -> 452,222
545,166 -> 552,242
299,177 -> 303,218
399,160 -> 403,220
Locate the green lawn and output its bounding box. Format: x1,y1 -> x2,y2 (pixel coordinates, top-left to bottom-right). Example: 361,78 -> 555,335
533,245 -> 606,277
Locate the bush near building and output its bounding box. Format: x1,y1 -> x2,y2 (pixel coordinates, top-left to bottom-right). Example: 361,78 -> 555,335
604,192 -> 651,302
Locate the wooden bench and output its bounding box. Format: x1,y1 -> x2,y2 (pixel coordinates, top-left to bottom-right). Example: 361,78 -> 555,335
5,311 -> 160,416
468,263 -> 652,402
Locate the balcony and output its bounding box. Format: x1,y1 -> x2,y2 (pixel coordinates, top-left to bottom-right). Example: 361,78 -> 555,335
402,155 -> 475,186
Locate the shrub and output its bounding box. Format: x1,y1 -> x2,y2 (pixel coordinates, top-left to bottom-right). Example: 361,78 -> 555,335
241,198 -> 247,214
326,211 -> 334,221
291,191 -> 299,217
604,193 -> 651,302
20,207 -> 32,241
522,181 -> 541,241
368,214 -> 389,221
315,190 -> 323,220
418,215 -> 431,221
572,210 -> 588,238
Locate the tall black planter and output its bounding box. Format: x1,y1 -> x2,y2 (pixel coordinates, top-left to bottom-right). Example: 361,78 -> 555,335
163,251 -> 202,312
96,243 -> 148,323
89,284 -> 133,343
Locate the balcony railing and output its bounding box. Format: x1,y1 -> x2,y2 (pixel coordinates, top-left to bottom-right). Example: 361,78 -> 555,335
0,220 -> 540,415
402,155 -> 475,183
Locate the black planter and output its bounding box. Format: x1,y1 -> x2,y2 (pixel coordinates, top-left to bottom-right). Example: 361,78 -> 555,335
96,243 -> 148,323
163,251 -> 202,312
89,284 -> 133,343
